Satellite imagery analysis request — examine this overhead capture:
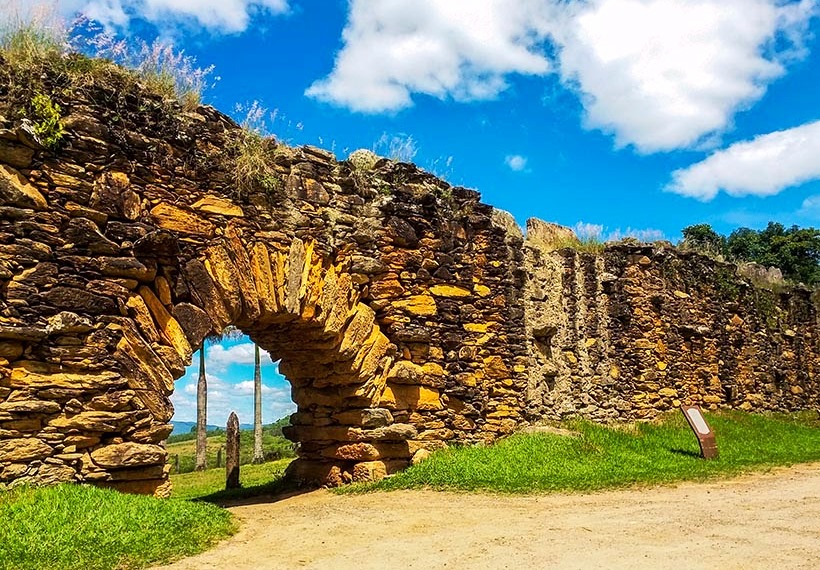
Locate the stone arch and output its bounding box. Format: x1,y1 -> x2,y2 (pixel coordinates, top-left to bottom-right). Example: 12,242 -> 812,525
107,214 -> 446,492
0,106 -> 531,496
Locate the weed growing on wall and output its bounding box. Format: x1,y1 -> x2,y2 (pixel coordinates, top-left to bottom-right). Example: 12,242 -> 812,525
229,101 -> 281,199
29,92 -> 64,148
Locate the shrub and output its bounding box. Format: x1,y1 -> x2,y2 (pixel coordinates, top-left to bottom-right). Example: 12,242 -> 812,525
348,148 -> 379,171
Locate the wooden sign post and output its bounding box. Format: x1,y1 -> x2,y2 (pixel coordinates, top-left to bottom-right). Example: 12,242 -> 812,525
680,405 -> 718,459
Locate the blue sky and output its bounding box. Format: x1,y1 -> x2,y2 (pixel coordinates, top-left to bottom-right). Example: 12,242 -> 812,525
43,0 -> 820,423
170,336 -> 293,425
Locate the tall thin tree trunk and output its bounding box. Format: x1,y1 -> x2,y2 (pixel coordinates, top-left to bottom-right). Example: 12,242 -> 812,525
195,345 -> 208,471
252,343 -> 264,464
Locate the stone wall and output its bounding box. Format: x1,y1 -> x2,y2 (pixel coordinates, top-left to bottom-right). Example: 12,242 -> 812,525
0,63 -> 528,494
523,225 -> 820,421
0,62 -> 817,495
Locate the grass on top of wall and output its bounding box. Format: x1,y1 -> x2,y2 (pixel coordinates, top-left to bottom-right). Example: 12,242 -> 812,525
0,484 -> 236,570
341,410 -> 820,494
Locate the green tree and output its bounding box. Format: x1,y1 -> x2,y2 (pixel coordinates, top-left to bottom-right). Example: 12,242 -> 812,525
726,227 -> 763,261
758,223 -> 820,285
681,223 -> 725,255
681,221 -> 820,286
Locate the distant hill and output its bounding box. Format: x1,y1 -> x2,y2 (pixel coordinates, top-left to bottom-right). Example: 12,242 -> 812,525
170,420 -> 252,436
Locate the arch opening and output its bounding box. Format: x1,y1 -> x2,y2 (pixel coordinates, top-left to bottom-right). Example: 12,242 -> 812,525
119,229 -> 437,492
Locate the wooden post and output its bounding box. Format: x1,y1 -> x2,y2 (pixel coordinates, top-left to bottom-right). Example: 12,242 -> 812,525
226,412 -> 240,489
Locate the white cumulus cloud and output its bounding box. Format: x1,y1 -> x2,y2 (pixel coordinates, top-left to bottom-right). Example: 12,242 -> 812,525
505,154 -> 528,171
306,0 -> 556,112
172,369 -> 295,424
667,120 -> 820,200
202,342 -> 276,373
309,0 -> 817,152
62,0 -> 289,33
553,0 -> 816,152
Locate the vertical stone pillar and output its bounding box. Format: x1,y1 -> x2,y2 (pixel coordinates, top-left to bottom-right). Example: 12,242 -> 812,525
226,412 -> 240,489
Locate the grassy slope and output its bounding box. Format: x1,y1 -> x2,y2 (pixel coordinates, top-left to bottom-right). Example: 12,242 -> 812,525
343,411 -> 820,494
166,429 -> 295,474
170,458 -> 292,502
0,485 -> 236,570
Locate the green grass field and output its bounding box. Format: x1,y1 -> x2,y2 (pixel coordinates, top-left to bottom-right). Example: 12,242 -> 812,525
165,418 -> 296,474
166,428 -> 295,474
170,458 -> 293,501
2,410 -> 820,570
0,484 -> 236,570
342,410 -> 820,494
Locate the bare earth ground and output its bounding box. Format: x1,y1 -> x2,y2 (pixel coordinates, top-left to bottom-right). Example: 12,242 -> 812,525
160,463 -> 820,570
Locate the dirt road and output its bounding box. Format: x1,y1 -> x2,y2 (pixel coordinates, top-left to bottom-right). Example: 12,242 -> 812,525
160,464 -> 820,570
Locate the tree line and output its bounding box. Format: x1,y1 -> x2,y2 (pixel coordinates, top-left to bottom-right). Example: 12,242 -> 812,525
681,222 -> 820,286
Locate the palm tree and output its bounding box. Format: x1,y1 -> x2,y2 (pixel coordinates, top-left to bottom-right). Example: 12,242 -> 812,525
195,341 -> 208,471
195,328 -> 232,471
252,343 -> 264,464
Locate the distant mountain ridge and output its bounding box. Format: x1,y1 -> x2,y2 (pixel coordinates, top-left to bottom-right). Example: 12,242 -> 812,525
170,420 -> 253,436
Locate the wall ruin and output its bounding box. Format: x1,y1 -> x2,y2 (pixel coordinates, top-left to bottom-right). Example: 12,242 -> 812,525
0,65 -> 817,495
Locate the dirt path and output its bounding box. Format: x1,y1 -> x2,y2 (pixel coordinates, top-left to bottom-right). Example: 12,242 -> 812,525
160,464 -> 820,570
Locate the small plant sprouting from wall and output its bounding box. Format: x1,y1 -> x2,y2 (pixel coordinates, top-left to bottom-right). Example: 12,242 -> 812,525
714,266 -> 741,300
29,92 -> 64,148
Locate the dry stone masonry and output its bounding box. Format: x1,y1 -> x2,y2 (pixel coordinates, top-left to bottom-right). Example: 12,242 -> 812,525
523,219 -> 819,422
1,64 -> 818,495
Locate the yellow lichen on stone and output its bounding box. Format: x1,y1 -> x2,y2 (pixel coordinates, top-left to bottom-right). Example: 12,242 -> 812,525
204,245 -> 243,322
380,384 -> 443,411
473,284 -> 492,297
339,304 -> 376,358
297,240 -> 316,305
270,249 -> 287,311
0,165 -> 47,209
464,323 -> 490,333
300,245 -> 326,320
149,203 -> 214,236
138,286 -> 192,362
394,294 -> 437,316
250,242 -> 278,317
192,195 -> 244,217
483,355 -> 509,378
9,361 -> 120,389
125,293 -> 161,343
155,276 -> 172,306
430,284 -> 471,297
